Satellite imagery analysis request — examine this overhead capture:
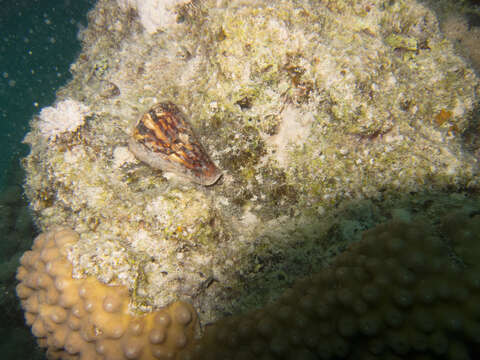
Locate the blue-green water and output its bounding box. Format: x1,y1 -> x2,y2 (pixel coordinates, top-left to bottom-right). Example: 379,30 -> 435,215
0,0 -> 96,189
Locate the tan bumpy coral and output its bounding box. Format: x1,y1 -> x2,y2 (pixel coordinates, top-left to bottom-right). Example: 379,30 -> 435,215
179,216 -> 480,360
16,227 -> 197,360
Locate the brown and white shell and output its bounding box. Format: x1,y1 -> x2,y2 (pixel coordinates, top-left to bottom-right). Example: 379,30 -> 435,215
128,102 -> 222,186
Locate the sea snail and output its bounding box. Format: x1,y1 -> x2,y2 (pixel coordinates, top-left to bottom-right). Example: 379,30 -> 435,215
128,102 -> 222,186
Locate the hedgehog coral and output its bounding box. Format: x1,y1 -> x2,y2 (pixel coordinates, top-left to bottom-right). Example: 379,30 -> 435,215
179,216 -> 480,359
16,227 -> 197,360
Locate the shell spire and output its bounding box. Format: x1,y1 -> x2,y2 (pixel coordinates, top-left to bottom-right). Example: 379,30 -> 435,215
128,102 -> 222,186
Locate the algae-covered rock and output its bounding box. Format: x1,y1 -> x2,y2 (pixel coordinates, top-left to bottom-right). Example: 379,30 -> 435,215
22,0 -> 479,325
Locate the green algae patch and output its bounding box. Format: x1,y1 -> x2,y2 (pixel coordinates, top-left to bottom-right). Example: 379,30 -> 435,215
385,33 -> 418,51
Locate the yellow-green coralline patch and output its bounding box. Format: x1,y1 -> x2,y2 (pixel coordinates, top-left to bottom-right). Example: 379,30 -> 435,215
22,0 -> 480,326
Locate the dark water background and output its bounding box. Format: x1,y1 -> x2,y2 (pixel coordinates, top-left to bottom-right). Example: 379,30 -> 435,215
0,1 -> 94,358
0,0 -> 95,189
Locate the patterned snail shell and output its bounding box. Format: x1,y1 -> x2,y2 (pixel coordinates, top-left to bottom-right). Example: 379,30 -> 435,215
128,102 -> 222,186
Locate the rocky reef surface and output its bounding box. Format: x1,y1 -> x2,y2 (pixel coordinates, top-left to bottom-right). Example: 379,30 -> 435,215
22,0 -> 479,326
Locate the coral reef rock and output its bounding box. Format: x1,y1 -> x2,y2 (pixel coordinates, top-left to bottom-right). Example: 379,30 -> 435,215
22,0 -> 480,327
16,227 -> 197,360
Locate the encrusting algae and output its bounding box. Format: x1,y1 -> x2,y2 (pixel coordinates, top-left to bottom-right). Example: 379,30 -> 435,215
19,0 -> 480,353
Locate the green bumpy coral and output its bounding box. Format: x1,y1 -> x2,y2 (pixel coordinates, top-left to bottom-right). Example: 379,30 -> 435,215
180,215 -> 480,359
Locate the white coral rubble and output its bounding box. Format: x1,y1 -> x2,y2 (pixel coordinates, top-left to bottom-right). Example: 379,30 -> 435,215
38,99 -> 90,140
117,0 -> 190,34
